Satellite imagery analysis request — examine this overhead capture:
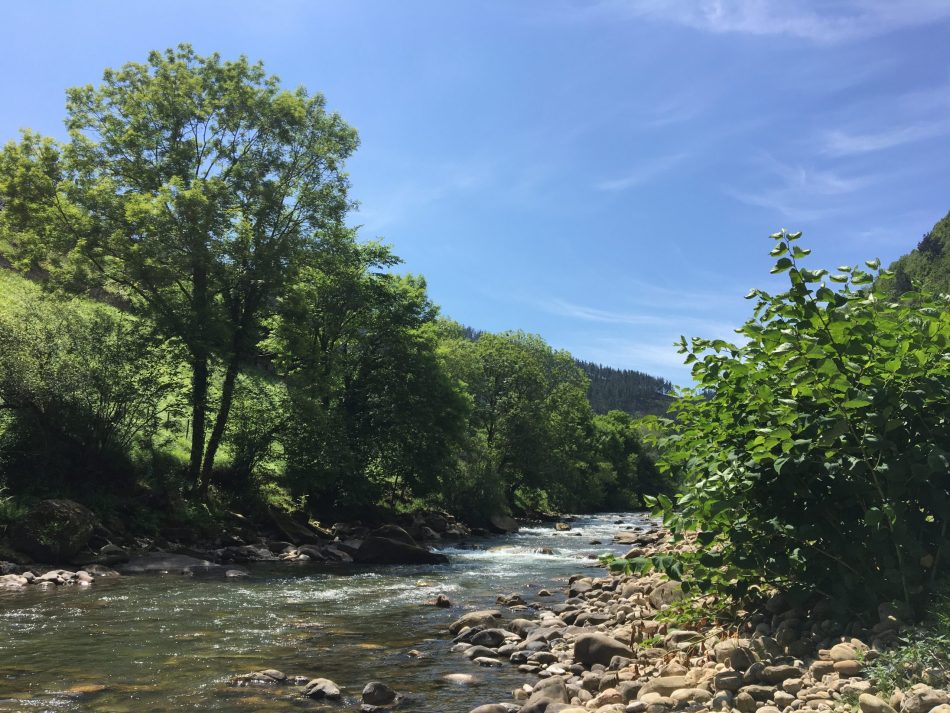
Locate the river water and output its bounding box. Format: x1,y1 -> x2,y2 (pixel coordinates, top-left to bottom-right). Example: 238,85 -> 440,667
0,512 -> 649,712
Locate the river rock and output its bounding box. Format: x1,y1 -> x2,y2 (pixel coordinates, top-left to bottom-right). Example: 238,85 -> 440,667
450,610 -> 503,635
370,524 -> 417,546
362,681 -> 397,706
829,642 -> 862,661
521,677 -> 570,712
118,552 -> 218,575
469,705 -> 515,713
0,573 -> 28,588
444,673 -> 478,684
304,677 -> 341,699
860,693 -> 898,713
574,632 -> 633,667
648,580 -> 683,609
901,685 -> 950,713
268,507 -> 323,545
11,499 -> 98,561
670,688 -> 712,705
473,656 -> 504,667
714,671 -> 743,692
487,514 -> 519,533
183,563 -> 249,577
638,676 -> 689,700
470,628 -> 510,648
760,664 -> 802,684
81,564 -> 119,578
231,670 -> 287,687
353,530 -> 449,565
835,659 -> 863,676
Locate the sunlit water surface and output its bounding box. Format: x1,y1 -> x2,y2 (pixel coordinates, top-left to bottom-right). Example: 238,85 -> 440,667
0,512 -> 651,712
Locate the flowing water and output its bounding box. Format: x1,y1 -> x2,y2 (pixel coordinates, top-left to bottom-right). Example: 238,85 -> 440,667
0,512 -> 650,712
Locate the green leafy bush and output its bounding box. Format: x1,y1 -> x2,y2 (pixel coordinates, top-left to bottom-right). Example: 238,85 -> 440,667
649,230 -> 950,613
0,274 -> 182,490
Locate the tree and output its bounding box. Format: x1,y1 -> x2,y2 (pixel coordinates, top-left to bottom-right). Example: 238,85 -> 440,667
265,237 -> 466,514
0,45 -> 358,491
437,328 -> 601,517
593,410 -> 665,508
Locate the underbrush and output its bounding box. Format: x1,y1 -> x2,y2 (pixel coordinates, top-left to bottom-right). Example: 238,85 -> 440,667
866,588 -> 950,694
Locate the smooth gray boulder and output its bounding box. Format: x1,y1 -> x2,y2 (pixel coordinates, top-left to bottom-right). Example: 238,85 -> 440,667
573,632 -> 633,667
353,533 -> 449,565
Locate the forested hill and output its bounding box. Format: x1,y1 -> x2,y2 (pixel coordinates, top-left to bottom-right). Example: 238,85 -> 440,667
460,327 -> 674,417
577,361 -> 674,417
886,210 -> 950,295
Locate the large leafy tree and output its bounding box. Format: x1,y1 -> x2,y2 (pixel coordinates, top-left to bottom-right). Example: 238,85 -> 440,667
0,45 -> 358,490
265,237 -> 466,513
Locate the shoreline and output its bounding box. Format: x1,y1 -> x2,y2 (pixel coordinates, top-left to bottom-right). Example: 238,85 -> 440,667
443,524 -> 949,713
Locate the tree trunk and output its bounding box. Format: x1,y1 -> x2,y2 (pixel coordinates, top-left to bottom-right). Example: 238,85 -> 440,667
189,248 -> 211,492
200,352 -> 241,494
189,350 -> 209,488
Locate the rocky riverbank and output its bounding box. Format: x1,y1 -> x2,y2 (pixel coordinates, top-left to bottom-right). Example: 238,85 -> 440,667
0,497 -> 484,589
442,525 -> 950,713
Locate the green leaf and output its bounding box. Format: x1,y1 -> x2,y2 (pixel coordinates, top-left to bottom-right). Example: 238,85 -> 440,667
771,257 -> 793,274
770,244 -> 788,257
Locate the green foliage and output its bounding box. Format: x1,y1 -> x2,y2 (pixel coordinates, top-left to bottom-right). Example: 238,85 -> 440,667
599,552 -> 634,575
0,46 -> 667,530
0,44 -> 358,489
884,211 -> 950,297
866,589 -> 950,693
0,272 -> 181,492
264,239 -> 466,515
594,410 -> 668,509
649,230 -> 950,612
437,327 -> 612,519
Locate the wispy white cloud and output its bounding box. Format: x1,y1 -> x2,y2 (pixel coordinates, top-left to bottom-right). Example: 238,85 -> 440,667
577,0 -> 950,44
726,153 -> 873,219
821,121 -> 950,156
594,152 -> 689,191
353,161 -> 491,233
545,298 -> 741,336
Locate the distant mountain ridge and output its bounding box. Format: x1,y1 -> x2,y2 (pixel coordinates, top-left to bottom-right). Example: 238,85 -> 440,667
577,360 -> 674,417
458,326 -> 673,417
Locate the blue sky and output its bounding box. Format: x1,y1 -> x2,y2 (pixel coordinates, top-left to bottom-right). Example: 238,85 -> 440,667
2,1 -> 949,384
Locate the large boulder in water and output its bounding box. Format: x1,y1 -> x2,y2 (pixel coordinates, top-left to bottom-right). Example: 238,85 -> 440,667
11,499 -> 97,562
369,524 -> 417,546
353,527 -> 449,565
487,514 -> 519,533
268,507 -> 323,545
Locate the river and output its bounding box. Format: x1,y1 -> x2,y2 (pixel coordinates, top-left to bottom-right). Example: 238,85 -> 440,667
0,512 -> 649,712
